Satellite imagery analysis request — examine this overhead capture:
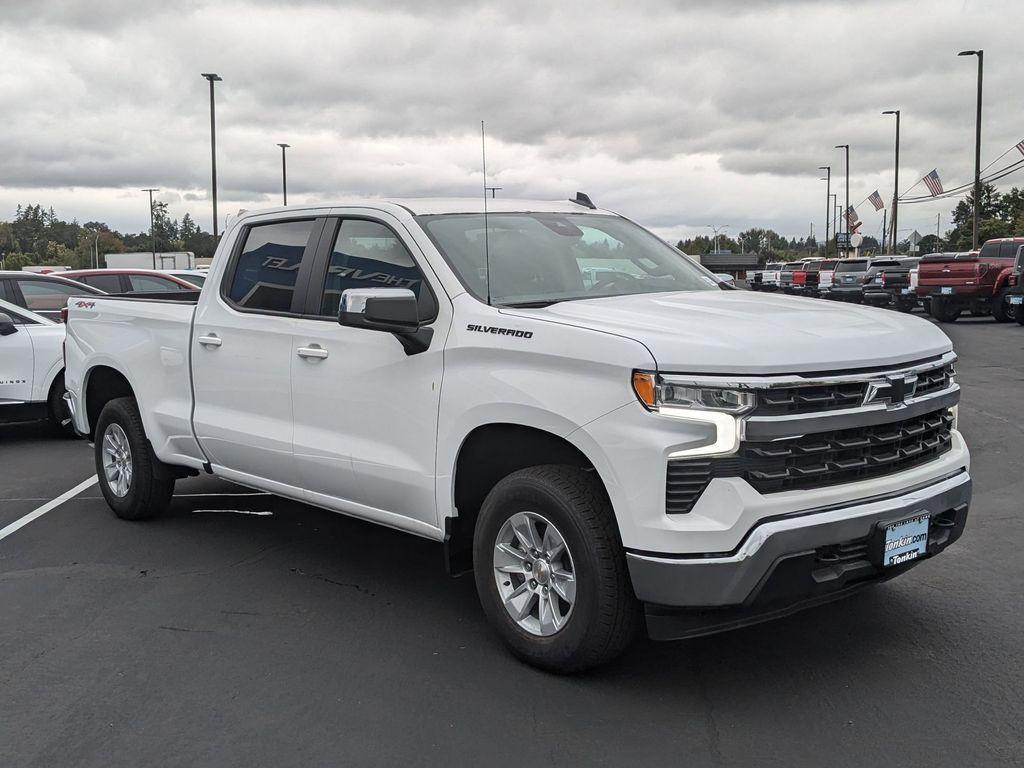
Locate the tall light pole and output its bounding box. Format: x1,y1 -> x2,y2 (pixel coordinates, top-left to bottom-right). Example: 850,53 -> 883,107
958,50 -> 983,250
831,194 -> 839,251
882,110 -> 900,253
484,186 -> 502,198
201,73 -> 223,237
277,143 -> 290,205
707,224 -> 729,254
819,166 -> 831,256
834,144 -> 849,256
142,188 -> 159,269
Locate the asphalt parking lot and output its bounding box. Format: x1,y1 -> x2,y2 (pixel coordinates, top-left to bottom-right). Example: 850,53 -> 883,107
2,315 -> 1022,768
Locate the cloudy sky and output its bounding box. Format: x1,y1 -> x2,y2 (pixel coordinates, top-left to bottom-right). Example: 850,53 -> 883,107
1,0 -> 1022,243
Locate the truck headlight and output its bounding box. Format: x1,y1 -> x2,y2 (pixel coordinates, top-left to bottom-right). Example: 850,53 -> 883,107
632,371 -> 755,414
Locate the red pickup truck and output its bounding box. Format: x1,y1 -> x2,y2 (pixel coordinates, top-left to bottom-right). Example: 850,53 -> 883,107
917,237 -> 1023,323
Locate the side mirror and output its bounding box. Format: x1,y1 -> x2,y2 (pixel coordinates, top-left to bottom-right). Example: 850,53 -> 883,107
338,288 -> 432,355
0,313 -> 17,336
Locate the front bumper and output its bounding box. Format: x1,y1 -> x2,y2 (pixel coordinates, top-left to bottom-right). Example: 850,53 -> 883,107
628,469 -> 971,639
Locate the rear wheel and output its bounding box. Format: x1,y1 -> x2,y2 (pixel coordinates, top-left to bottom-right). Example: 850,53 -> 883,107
930,297 -> 961,323
992,288 -> 1015,323
94,397 -> 174,520
473,465 -> 640,673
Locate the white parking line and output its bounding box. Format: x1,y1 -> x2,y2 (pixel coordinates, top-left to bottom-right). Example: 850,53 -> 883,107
0,476 -> 99,543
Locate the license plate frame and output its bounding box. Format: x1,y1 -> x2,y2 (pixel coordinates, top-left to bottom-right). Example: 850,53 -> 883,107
873,513 -> 931,568
941,286 -> 953,295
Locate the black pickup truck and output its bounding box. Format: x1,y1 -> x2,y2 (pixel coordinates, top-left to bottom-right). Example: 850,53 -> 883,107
863,257 -> 920,312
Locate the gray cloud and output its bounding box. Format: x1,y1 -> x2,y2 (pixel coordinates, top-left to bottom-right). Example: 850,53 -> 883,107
0,0 -> 1021,239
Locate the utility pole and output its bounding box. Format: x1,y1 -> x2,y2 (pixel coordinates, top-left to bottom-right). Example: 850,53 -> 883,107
936,213 -> 941,250
142,188 -> 159,269
835,144 -> 850,257
277,143 -> 290,205
819,166 -> 831,257
958,50 -> 983,250
882,110 -> 900,252
882,208 -> 887,254
201,73 -> 223,237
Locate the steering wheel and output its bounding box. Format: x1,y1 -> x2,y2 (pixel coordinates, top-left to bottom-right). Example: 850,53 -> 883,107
590,272 -> 642,293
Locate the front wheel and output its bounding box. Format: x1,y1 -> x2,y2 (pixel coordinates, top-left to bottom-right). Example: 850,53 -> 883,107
94,397 -> 174,520
473,465 -> 640,673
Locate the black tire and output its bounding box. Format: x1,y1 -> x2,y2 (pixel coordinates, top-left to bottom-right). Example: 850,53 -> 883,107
930,297 -> 961,323
46,373 -> 75,436
991,288 -> 1014,323
473,465 -> 640,673
94,397 -> 174,520
895,300 -> 915,313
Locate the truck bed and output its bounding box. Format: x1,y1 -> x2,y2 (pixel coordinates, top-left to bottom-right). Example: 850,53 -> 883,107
64,294 -> 204,468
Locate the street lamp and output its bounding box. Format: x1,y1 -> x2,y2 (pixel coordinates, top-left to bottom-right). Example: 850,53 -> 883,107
201,73 -> 223,237
707,224 -> 729,254
485,186 -> 502,198
882,110 -> 900,253
277,143 -> 290,205
142,188 -> 159,269
834,144 -> 849,256
818,166 -> 831,256
958,50 -> 983,250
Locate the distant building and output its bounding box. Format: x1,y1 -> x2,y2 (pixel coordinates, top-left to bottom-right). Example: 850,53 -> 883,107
697,252 -> 766,279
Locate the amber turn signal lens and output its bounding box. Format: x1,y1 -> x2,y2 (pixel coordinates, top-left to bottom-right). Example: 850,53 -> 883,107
632,371 -> 657,409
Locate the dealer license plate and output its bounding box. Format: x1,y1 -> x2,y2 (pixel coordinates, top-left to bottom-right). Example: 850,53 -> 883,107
882,514 -> 930,567
1010,295 -> 1023,305
902,287 -> 913,294
941,286 -> 953,295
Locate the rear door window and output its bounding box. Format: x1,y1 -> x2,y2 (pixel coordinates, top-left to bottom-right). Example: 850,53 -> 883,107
998,242 -> 1018,259
979,241 -> 1000,259
226,220 -> 318,313
128,274 -> 184,292
15,278 -> 89,314
79,274 -> 124,293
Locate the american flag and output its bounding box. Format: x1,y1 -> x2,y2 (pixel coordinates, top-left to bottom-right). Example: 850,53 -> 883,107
868,191 -> 884,211
1016,139 -> 1024,157
923,169 -> 944,197
845,205 -> 858,228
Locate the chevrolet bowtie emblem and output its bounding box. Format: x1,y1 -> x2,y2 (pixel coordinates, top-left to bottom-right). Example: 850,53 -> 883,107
864,374 -> 919,407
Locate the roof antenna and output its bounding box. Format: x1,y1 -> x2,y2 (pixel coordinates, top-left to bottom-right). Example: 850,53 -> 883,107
481,120 -> 492,306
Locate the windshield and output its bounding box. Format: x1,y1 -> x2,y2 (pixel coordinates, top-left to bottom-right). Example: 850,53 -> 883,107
835,260 -> 868,272
416,213 -> 718,306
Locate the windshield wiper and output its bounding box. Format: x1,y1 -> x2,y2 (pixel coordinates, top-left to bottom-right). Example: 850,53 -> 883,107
498,299 -> 563,308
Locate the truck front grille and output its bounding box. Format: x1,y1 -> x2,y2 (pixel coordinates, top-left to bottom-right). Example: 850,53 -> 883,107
751,361 -> 953,416
664,407 -> 954,512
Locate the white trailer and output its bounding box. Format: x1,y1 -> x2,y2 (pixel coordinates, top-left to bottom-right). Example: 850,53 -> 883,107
104,252 -> 195,270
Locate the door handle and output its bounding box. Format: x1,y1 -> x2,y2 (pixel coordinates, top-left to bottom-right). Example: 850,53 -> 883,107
297,345 -> 328,359
197,334 -> 222,348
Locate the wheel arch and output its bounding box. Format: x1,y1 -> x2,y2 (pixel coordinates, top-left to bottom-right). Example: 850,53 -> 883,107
445,422 -> 611,576
83,364 -> 136,439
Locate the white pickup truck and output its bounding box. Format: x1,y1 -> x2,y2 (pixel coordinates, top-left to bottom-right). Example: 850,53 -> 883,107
64,198 -> 971,672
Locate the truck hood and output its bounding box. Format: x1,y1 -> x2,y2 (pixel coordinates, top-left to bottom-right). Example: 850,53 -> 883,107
504,291 -> 952,374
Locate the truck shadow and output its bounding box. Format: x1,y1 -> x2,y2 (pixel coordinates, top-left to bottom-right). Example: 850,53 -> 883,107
155,481 -> 940,695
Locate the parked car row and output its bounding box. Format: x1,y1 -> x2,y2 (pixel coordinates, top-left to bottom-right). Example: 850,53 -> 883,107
1,267 -> 205,428
0,268 -> 202,321
749,236 -> 1024,325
